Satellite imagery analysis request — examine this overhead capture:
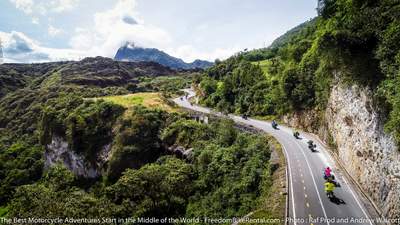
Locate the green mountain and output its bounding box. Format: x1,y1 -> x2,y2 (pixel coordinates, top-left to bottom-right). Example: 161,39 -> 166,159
1,0 -> 400,221
0,55 -> 279,220
115,44 -> 213,69
197,0 -> 400,219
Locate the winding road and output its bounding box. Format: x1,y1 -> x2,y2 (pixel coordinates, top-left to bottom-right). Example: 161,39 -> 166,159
174,89 -> 375,225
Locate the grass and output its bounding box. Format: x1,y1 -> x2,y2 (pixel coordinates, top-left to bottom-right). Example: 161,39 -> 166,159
0,206 -> 8,217
253,115 -> 279,121
91,92 -> 177,112
251,60 -> 271,76
41,72 -> 62,89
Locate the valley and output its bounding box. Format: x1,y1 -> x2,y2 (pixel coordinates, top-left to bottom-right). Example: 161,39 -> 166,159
0,0 -> 400,224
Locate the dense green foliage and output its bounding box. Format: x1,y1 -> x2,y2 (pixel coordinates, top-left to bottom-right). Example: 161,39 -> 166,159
0,53 -> 275,222
199,0 -> 400,144
200,59 -> 274,115
106,107 -> 169,182
0,142 -> 44,204
4,116 -> 273,223
199,18 -> 322,115
186,132 -> 271,218
0,56 -> 197,218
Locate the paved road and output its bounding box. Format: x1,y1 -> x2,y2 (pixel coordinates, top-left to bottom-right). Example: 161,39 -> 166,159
174,90 -> 374,225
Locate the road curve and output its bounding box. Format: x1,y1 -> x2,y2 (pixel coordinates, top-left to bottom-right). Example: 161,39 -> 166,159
174,89 -> 374,225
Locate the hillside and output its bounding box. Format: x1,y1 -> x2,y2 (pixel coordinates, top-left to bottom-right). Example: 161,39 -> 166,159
197,0 -> 400,219
114,44 -> 213,69
2,0 -> 400,222
0,56 -> 195,137
0,51 -> 283,221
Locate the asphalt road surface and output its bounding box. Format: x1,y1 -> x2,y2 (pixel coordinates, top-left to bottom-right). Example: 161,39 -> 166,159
174,89 -> 374,225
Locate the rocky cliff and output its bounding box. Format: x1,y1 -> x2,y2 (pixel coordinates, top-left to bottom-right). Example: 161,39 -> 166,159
44,136 -> 111,178
284,79 -> 400,219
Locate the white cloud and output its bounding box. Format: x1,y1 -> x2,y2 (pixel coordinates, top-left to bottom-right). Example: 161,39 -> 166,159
69,0 -> 172,57
51,0 -> 80,13
6,0 -> 236,63
168,45 -> 240,62
0,31 -> 84,63
48,25 -> 63,37
9,0 -> 34,14
9,0 -> 80,15
32,17 -> 39,24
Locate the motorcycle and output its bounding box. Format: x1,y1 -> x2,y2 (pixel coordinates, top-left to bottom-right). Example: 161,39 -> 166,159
323,172 -> 341,187
293,131 -> 300,139
271,121 -> 278,129
241,114 -> 248,120
308,140 -> 317,152
326,190 -> 335,199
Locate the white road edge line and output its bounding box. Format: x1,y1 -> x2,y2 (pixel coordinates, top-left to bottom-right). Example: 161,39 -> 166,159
293,140 -> 330,225
178,90 -> 373,225
341,173 -> 374,225
282,145 -> 297,225
309,135 -> 374,225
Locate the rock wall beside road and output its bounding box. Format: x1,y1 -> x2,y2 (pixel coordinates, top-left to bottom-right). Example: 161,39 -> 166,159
284,81 -> 400,219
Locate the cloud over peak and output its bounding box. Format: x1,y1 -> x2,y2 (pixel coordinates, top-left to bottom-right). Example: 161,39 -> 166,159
3,0 -> 255,63
69,0 -> 172,58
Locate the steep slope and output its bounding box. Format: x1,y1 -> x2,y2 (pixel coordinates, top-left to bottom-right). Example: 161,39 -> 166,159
0,55 -> 194,214
43,56 -> 176,87
0,61 -> 67,97
196,0 -> 400,219
114,44 -> 213,69
0,56 -> 177,94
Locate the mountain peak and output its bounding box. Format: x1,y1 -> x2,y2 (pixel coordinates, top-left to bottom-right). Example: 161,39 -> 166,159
114,45 -> 213,70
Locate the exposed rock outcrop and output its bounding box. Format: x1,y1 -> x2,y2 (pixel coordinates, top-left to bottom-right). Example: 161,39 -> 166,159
44,136 -> 111,178
166,145 -> 193,160
284,82 -> 400,219
325,83 -> 400,218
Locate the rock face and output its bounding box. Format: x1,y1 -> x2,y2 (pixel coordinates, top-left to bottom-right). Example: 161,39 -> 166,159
44,136 -> 111,178
325,83 -> 400,218
283,81 -> 400,218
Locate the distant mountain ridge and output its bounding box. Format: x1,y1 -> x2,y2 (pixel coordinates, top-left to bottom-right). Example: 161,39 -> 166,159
114,44 -> 213,70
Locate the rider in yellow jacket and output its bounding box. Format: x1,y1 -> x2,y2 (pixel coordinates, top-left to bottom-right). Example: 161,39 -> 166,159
324,181 -> 336,193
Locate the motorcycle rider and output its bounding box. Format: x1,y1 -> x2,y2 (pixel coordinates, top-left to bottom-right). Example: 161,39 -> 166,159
293,130 -> 300,138
324,167 -> 332,178
307,140 -> 316,151
272,120 -> 278,129
324,180 -> 336,198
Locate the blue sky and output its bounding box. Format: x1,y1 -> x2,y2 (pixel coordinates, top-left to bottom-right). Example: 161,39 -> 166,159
0,0 -> 317,63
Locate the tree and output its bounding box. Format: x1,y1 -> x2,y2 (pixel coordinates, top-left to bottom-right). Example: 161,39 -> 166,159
106,107 -> 167,182
107,157 -> 193,218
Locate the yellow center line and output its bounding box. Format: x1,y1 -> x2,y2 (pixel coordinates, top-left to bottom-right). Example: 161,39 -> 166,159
306,202 -> 310,208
